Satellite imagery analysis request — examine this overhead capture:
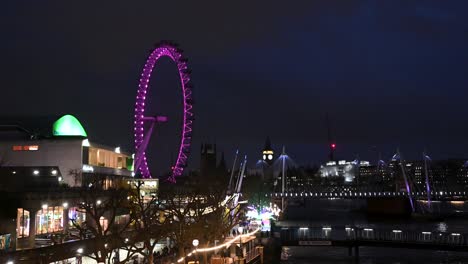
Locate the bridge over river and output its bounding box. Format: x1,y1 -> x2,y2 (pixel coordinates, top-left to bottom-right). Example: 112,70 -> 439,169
273,224 -> 468,259
266,190 -> 468,200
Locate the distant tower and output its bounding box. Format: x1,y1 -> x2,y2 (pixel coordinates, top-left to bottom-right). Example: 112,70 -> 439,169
218,151 -> 227,174
326,113 -> 336,161
262,137 -> 274,165
200,143 -> 217,177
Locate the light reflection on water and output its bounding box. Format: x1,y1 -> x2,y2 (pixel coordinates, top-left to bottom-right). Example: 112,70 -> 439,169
285,246 -> 468,264
436,222 -> 448,233
281,199 -> 468,264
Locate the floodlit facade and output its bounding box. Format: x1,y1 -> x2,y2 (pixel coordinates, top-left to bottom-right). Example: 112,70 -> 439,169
0,114 -> 133,187
0,114 -> 137,251
320,160 -> 371,183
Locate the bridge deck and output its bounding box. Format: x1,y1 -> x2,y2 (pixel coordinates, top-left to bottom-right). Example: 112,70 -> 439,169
275,226 -> 468,252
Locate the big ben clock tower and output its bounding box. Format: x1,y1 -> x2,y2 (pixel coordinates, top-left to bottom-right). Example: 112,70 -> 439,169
262,137 -> 274,165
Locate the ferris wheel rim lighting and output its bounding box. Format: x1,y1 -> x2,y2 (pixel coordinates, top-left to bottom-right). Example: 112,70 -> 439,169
134,42 -> 193,181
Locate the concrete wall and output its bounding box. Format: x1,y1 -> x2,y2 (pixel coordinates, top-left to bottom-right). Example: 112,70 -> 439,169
0,138 -> 83,187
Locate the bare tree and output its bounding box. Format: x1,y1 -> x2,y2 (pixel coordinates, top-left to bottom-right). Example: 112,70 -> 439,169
70,182 -> 135,263
69,168 -> 82,187
159,185 -> 209,259
126,181 -> 173,264
158,177 -> 242,263
198,188 -> 242,263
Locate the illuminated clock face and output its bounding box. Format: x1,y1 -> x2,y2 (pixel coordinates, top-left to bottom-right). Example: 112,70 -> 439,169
263,155 -> 266,160
268,154 -> 273,160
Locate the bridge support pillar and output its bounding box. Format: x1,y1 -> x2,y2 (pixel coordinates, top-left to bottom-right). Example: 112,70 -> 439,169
354,246 -> 359,260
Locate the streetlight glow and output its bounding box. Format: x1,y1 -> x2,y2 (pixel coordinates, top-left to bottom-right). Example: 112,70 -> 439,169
192,239 -> 199,247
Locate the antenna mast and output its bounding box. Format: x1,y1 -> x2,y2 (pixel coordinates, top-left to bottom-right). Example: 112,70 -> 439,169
326,113 -> 335,161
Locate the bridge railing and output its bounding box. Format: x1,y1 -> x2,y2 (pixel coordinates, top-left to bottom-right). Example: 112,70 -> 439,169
268,191 -> 468,199
279,226 -> 468,246
245,246 -> 261,263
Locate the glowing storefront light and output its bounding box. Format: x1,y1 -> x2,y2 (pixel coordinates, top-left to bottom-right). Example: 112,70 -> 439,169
82,139 -> 91,147
17,209 -> 30,238
82,165 -> 94,172
12,145 -> 39,151
68,207 -> 86,226
36,206 -> 64,234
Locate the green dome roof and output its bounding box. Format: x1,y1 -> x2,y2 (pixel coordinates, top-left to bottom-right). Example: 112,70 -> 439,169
52,115 -> 87,137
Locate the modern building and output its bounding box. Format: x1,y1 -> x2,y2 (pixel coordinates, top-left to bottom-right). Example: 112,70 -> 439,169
0,114 -> 133,188
319,160 -> 371,184
405,159 -> 468,191
0,114 -> 142,251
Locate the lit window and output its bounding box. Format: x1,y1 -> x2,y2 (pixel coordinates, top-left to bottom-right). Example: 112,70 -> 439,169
25,145 -> 39,151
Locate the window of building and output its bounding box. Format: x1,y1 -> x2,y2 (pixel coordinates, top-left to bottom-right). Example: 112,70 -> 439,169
87,147 -> 129,169
99,216 -> 108,233
68,207 -> 86,226
36,206 -> 64,234
17,209 -> 30,238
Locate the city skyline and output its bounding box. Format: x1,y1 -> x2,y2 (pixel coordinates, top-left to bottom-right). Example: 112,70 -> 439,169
1,1 -> 468,172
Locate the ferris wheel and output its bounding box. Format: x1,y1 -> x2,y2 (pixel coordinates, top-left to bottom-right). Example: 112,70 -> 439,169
133,42 -> 194,182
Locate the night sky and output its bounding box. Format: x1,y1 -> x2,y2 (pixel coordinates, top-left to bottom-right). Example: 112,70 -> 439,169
1,1 -> 468,175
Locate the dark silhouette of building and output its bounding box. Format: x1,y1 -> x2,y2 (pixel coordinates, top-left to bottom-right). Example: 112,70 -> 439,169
200,143 -> 217,176
199,143 -> 228,184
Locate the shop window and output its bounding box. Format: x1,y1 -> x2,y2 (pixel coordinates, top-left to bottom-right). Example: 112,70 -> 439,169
68,207 -> 86,226
17,209 -> 30,238
99,217 -> 108,233
36,206 -> 64,234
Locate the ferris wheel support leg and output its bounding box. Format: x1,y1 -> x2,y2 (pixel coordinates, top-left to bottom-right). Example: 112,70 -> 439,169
135,120 -> 156,175
135,116 -> 168,177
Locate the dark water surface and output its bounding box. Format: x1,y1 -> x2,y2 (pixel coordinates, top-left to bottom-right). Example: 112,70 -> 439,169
278,199 -> 468,264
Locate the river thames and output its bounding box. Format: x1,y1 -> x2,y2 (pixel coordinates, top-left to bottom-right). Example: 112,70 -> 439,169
277,199 -> 468,264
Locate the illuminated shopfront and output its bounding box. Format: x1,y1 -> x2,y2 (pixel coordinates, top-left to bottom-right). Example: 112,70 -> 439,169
17,209 -> 30,238
36,206 -> 64,234
68,207 -> 86,226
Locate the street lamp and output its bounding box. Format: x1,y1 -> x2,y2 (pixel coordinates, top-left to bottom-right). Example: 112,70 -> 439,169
214,240 -> 220,255
76,248 -> 84,264
237,226 -> 244,258
192,239 -> 199,264
237,226 -> 244,235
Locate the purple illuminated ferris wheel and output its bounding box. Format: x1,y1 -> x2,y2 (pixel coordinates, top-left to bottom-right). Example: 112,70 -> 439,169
134,42 -> 193,182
